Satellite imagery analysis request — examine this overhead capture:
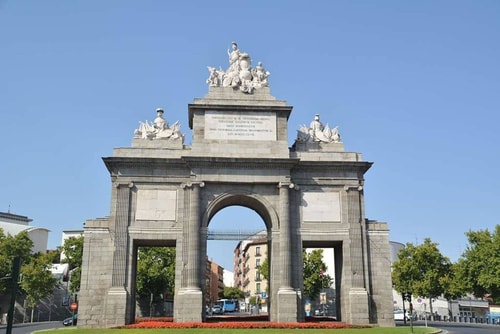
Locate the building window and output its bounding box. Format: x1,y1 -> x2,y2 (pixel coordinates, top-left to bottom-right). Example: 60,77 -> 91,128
255,246 -> 261,256
256,258 -> 260,268
256,282 -> 261,294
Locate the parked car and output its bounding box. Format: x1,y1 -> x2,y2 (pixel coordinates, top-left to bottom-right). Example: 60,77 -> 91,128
394,309 -> 409,321
62,314 -> 78,326
211,305 -> 223,315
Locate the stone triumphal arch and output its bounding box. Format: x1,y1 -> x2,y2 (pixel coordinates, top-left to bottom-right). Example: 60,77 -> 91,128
78,43 -> 394,328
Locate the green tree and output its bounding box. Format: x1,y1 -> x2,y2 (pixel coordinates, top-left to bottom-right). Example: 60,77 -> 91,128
303,249 -> 333,300
392,238 -> 451,317
60,236 -> 84,293
258,257 -> 269,281
20,252 -> 59,320
136,247 -> 176,299
455,225 -> 500,303
440,262 -> 466,302
0,229 -> 33,293
219,286 -> 245,300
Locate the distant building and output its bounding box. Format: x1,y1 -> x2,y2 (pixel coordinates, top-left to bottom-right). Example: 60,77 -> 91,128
223,269 -> 234,288
389,241 -> 405,262
205,258 -> 224,306
233,231 -> 268,309
60,229 -> 83,262
0,211 -> 48,254
62,229 -> 84,243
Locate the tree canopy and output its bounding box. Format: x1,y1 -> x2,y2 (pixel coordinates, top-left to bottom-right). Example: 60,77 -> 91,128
60,235 -> 84,293
455,225 -> 500,303
136,246 -> 176,299
20,252 -> 59,308
0,229 -> 33,293
303,249 -> 333,300
219,286 -> 245,300
258,257 -> 269,281
392,238 -> 452,317
392,238 -> 451,299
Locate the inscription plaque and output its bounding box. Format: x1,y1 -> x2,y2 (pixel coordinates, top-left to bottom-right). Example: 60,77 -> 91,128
205,111 -> 276,141
136,189 -> 177,221
302,192 -> 341,222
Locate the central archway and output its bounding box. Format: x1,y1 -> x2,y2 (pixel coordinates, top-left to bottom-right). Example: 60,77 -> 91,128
202,191 -> 279,230
201,191 -> 280,321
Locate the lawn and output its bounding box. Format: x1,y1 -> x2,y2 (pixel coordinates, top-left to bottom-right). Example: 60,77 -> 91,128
38,327 -> 438,334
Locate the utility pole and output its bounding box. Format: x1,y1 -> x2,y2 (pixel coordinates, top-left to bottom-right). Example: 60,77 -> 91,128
6,256 -> 21,334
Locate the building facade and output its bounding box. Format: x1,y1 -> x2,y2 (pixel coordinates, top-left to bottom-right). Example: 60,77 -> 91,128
234,234 -> 268,310
0,211 -> 48,254
205,258 -> 224,307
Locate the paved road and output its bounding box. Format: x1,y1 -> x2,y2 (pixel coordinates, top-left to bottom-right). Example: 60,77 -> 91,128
0,321 -> 65,334
398,321 -> 500,334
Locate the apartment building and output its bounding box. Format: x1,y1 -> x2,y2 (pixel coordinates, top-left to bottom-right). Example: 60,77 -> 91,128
233,231 -> 268,309
205,258 -> 224,307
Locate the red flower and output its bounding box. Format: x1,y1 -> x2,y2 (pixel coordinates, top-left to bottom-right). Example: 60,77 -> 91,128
120,318 -> 371,329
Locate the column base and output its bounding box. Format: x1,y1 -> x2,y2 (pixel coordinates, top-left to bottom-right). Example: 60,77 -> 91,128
102,287 -> 129,328
276,288 -> 299,322
174,288 -> 203,322
348,287 -> 370,324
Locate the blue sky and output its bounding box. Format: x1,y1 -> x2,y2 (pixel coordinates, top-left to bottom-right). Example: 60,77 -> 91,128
1,1 -> 499,270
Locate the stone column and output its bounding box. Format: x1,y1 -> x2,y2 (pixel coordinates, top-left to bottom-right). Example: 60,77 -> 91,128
278,182 -> 293,290
175,181 -> 204,322
345,185 -> 366,288
186,181 -> 204,290
107,182 -> 133,327
276,182 -> 298,322
345,185 -> 369,324
111,182 -> 133,287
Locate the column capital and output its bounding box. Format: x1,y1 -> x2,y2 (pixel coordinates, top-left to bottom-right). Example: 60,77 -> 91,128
181,181 -> 205,189
344,185 -> 363,191
114,181 -> 134,189
278,182 -> 295,189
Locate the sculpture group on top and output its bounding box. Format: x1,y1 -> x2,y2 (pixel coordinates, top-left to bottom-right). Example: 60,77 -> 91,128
297,114 -> 342,143
134,108 -> 184,142
206,42 -> 270,93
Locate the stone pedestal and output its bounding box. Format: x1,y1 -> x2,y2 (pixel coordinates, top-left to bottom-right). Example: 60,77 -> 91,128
276,289 -> 299,322
348,288 -> 370,324
174,289 -> 203,322
103,287 -> 129,328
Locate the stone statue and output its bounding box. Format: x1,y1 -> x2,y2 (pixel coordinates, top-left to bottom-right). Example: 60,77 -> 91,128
134,108 -> 184,142
227,41 -> 241,74
206,66 -> 220,87
206,41 -> 271,93
252,61 -> 270,87
296,114 -> 342,143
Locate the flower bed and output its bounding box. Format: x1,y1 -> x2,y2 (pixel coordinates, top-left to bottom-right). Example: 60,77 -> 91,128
125,318 -> 369,329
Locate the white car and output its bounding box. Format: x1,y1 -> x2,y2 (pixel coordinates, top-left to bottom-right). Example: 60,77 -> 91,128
394,309 -> 409,321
